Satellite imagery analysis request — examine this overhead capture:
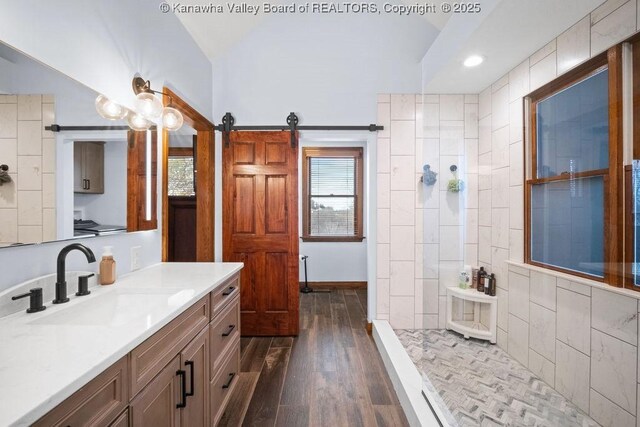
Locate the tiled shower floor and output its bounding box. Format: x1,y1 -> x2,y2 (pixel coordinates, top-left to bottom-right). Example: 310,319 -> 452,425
395,329 -> 599,427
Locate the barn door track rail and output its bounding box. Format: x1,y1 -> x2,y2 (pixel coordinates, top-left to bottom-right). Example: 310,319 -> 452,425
217,112 -> 384,148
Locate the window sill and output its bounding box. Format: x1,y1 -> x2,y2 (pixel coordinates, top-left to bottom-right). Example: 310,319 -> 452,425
506,260 -> 640,300
301,236 -> 365,243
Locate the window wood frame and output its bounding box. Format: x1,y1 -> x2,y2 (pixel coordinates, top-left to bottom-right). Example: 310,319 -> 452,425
524,47 -> 623,286
301,147 -> 364,242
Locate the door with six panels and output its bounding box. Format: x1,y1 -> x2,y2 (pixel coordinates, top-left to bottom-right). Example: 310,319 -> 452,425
222,131 -> 299,336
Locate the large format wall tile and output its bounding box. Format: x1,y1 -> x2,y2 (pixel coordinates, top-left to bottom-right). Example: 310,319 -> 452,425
590,0 -> 636,55
557,288 -> 591,355
592,288 -> 638,346
556,340 -> 591,413
529,348 -> 555,387
530,302 -> 556,361
590,389 -> 635,427
529,271 -> 557,311
591,329 -> 637,415
508,314 -> 529,366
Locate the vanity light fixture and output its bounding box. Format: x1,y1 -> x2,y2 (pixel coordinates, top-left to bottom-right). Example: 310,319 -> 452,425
126,110 -> 153,131
95,94 -> 127,120
132,76 -> 184,131
463,55 -> 484,67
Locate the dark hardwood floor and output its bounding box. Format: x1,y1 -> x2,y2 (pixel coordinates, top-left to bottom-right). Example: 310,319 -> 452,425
218,288 -> 409,427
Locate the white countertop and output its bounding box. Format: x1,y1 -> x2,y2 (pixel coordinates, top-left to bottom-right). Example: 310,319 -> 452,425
0,262 -> 243,427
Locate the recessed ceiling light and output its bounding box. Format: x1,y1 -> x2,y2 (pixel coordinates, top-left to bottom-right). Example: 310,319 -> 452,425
464,55 -> 484,67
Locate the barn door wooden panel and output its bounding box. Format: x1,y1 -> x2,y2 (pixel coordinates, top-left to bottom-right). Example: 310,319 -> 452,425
223,131 -> 299,336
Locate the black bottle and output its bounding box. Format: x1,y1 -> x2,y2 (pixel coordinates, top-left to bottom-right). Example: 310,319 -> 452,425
490,273 -> 497,296
477,267 -> 486,292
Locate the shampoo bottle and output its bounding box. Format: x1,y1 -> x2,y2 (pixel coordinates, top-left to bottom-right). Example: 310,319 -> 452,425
100,246 -> 116,285
476,267 -> 486,293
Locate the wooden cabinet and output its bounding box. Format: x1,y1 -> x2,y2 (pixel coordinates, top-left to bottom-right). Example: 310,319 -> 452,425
210,340 -> 240,426
110,409 -> 129,427
181,327 -> 210,427
33,357 -> 128,427
130,356 -> 182,427
74,141 -> 105,194
35,272 -> 241,427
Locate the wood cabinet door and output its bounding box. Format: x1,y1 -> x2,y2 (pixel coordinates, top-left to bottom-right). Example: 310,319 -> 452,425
223,131 -> 299,336
130,356 -> 182,427
83,142 -> 105,194
180,327 -> 209,427
73,142 -> 84,192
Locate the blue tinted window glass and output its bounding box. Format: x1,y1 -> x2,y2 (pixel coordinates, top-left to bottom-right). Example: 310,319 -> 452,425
531,176 -> 604,277
536,69 -> 609,178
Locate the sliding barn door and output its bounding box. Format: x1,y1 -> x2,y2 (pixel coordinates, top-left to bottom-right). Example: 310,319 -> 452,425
223,131 -> 299,336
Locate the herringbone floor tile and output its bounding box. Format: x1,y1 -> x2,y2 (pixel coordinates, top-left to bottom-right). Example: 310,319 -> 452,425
396,329 -> 600,427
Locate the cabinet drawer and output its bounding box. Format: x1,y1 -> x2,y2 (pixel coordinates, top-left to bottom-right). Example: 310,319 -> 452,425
34,357 -> 128,427
130,295 -> 209,397
210,339 -> 240,426
211,274 -> 240,318
209,296 -> 240,379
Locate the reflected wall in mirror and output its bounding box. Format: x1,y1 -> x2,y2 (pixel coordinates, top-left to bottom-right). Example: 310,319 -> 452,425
0,41 -> 158,247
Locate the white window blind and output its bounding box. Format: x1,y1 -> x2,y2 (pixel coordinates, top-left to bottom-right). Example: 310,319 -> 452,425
309,157 -> 357,236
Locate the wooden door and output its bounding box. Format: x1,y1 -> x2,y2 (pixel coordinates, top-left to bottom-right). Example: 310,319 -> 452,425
223,131 -> 299,336
180,328 -> 209,427
73,142 -> 84,192
130,356 -> 182,427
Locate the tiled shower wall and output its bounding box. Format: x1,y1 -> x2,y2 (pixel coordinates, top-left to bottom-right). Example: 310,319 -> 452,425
477,1 -> 640,426
376,94 -> 479,329
0,95 -> 56,245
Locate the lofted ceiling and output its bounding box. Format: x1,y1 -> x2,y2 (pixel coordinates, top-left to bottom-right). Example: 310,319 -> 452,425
176,0 -> 609,95
422,0 -> 607,93
175,0 -> 451,60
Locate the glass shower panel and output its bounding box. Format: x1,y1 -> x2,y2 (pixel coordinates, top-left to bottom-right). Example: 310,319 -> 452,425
634,160 -> 640,286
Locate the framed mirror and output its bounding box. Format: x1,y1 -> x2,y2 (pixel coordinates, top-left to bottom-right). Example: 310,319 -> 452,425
0,41 -> 158,247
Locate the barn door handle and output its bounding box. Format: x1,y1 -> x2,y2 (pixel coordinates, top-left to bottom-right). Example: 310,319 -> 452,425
222,324 -> 236,337
222,286 -> 235,296
222,372 -> 236,389
185,360 -> 195,397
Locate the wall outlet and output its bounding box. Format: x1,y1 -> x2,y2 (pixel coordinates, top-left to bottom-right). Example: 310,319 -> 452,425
130,246 -> 142,271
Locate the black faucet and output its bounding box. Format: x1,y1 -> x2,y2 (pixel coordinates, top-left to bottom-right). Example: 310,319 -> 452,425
54,243 -> 96,304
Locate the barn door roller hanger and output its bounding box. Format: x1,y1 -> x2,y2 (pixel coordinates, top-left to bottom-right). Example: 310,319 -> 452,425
217,112 -> 384,148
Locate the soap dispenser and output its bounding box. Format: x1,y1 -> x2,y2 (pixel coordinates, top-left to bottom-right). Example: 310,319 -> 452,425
99,246 -> 116,285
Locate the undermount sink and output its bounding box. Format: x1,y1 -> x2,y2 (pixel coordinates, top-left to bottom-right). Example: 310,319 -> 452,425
29,288 -> 195,327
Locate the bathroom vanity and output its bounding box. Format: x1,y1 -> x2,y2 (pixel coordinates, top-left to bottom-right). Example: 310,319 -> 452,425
0,262 -> 243,426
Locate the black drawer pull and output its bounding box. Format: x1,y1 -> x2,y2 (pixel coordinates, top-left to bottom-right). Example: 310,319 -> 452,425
222,324 -> 236,337
185,360 -> 195,397
176,369 -> 187,408
222,372 -> 236,389
222,286 -> 236,296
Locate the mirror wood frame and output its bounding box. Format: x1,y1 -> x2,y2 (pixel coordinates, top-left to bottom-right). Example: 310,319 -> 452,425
162,88 -> 215,261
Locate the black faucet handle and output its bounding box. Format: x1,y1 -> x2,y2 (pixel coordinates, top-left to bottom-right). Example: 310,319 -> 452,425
76,274 -> 94,296
11,288 -> 46,313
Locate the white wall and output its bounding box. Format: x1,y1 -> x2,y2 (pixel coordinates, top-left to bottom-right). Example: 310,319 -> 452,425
298,136 -> 369,282
0,0 -> 212,291
212,10 -> 439,285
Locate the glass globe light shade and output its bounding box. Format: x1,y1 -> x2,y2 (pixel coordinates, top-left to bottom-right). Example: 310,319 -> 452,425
126,110 -> 152,131
134,92 -> 163,120
95,94 -> 127,120
162,107 -> 184,131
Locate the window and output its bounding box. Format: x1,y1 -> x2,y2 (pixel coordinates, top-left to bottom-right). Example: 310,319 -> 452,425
167,148 -> 195,197
302,147 -> 364,241
526,48 -> 623,284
